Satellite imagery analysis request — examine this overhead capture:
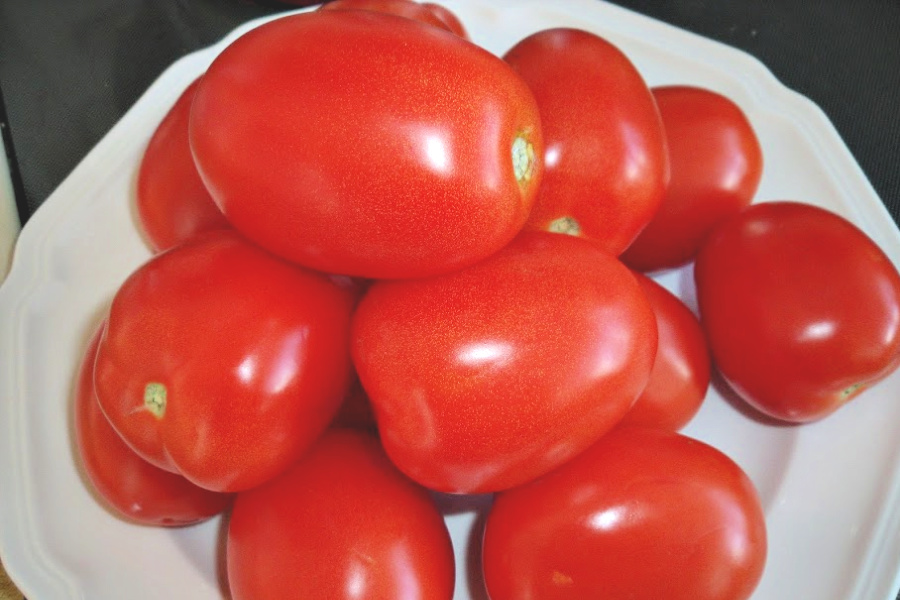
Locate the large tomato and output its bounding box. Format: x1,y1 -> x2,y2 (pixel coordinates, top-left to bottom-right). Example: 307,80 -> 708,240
482,426 -> 767,600
93,230 -> 354,492
227,429 -> 455,599
503,28 -> 668,256
352,232 -> 657,494
136,78 -> 229,253
617,272 -> 710,431
74,322 -> 231,526
319,0 -> 467,37
190,10 -> 542,279
695,201 -> 900,422
622,86 -> 763,272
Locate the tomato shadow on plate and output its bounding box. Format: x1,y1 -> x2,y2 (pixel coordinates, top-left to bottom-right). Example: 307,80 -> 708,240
432,492 -> 493,600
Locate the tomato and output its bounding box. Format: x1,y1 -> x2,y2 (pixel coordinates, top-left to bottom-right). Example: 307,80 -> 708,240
330,375 -> 378,433
319,0 -> 467,37
503,28 -> 668,256
227,429 -> 455,599
136,78 -> 230,253
695,201 -> 900,422
190,10 -> 542,279
74,322 -> 231,526
352,232 -> 657,494
93,230 -> 354,492
617,272 -> 710,431
622,86 -> 764,272
482,426 -> 767,600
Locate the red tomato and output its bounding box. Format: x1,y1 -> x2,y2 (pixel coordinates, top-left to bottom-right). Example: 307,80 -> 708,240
622,86 -> 764,271
421,2 -> 467,38
319,0 -> 466,37
74,322 -> 231,526
618,273 -> 710,431
503,28 -> 668,256
482,426 -> 767,600
352,232 -> 657,493
136,78 -> 230,253
695,201 -> 900,422
93,230 -> 354,492
190,10 -> 542,279
330,375 -> 378,433
227,429 -> 455,599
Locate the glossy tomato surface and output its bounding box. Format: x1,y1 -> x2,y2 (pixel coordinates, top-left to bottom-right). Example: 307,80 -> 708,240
483,427 -> 767,600
191,10 -> 542,279
227,429 -> 455,600
74,322 -> 231,526
623,86 -> 763,271
618,272 -> 710,431
503,28 -> 668,256
695,201 -> 900,422
94,230 -> 354,492
352,232 -> 657,493
136,78 -> 230,253
319,0 -> 465,36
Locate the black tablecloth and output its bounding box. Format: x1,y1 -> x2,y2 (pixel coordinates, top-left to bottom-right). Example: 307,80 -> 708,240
1,1 -> 899,599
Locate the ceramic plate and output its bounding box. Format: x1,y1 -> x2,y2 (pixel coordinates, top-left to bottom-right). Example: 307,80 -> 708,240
3,1 -> 900,598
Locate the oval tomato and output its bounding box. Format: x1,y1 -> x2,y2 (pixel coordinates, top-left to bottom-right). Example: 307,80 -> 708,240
74,322 -> 231,526
503,28 -> 668,256
695,201 -> 900,422
319,0 -> 466,37
622,86 -> 763,271
421,2 -> 467,38
136,78 -> 230,253
617,273 -> 710,431
94,230 -> 354,492
227,429 -> 455,600
190,10 -> 542,279
352,232 -> 657,494
483,426 -> 767,600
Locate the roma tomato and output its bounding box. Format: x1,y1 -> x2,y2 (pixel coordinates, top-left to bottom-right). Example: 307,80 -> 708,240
319,0 -> 466,37
617,273 -> 710,431
191,10 -> 542,279
227,429 -> 455,600
352,232 -> 657,494
503,28 -> 668,256
136,78 -> 229,253
622,86 -> 763,271
483,427 -> 767,600
94,230 -> 354,492
74,322 -> 231,526
421,2 -> 467,38
695,201 -> 900,422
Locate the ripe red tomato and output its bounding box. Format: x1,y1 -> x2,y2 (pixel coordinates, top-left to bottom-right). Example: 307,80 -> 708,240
227,429 -> 455,600
617,273 -> 710,431
695,201 -> 900,422
482,426 -> 767,600
503,28 -> 668,256
622,86 -> 763,271
136,78 -> 230,253
74,322 -> 231,526
421,2 -> 467,38
190,10 -> 542,279
352,232 -> 657,494
93,230 -> 354,492
319,0 -> 466,37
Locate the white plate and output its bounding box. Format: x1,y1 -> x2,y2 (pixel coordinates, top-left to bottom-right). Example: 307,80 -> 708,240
3,1 -> 900,598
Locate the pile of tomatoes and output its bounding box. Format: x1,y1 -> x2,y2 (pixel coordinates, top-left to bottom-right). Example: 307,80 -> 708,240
71,1 -> 900,599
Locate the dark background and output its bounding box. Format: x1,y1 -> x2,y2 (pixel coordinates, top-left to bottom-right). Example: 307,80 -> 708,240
0,1 -> 898,599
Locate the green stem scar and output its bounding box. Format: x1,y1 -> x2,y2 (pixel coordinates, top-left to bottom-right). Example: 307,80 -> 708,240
840,382 -> 864,400
548,216 -> 582,236
144,382 -> 167,419
512,135 -> 535,184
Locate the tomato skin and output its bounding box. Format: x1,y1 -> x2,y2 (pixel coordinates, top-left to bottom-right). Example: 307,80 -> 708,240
74,322 -> 231,526
618,273 -> 710,431
136,78 -> 230,253
191,11 -> 542,279
482,427 -> 767,600
93,230 -> 354,492
319,0 -> 465,37
421,2 -> 467,38
695,201 -> 900,422
622,86 -> 763,272
227,429 -> 455,600
352,232 -> 657,494
503,28 -> 668,256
